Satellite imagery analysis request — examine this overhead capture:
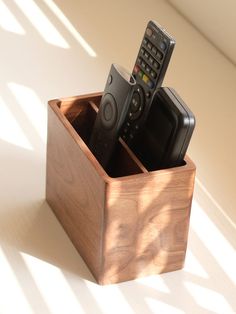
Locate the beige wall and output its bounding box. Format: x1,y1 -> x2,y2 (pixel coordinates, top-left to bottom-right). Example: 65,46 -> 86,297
168,0 -> 236,65
165,0 -> 236,231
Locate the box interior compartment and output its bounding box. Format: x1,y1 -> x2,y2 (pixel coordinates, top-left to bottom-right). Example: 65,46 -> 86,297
57,94 -> 187,177
57,96 -> 147,178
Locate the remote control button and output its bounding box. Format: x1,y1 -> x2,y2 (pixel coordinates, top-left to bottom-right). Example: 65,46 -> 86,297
141,60 -> 146,69
153,61 -> 160,69
138,70 -> 144,78
144,51 -> 149,59
150,70 -> 157,79
149,56 -> 154,64
159,41 -> 167,51
134,65 -> 139,73
129,133 -> 134,140
129,110 -> 141,121
146,91 -> 151,98
147,79 -> 154,89
141,47 -> 145,55
108,75 -> 112,85
146,28 -> 152,37
137,57 -> 142,64
143,38 -> 148,45
100,93 -> 117,128
147,42 -> 152,50
142,74 -> 149,84
146,65 -> 151,73
156,51 -> 163,60
104,102 -> 113,121
128,85 -> 145,122
151,32 -> 157,40
130,92 -> 141,113
152,46 -> 157,55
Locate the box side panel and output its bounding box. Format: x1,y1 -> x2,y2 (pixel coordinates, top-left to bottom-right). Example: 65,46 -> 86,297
46,105 -> 105,280
101,166 -> 195,284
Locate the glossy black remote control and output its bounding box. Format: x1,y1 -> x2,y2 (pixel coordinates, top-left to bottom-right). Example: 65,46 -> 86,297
89,64 -> 136,170
121,20 -> 175,146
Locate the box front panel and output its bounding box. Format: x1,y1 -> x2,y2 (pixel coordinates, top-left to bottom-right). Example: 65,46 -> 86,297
102,167 -> 195,284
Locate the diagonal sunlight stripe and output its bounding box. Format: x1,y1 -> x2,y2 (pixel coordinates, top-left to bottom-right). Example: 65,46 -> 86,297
13,0 -> 69,49
84,280 -> 135,314
8,82 -> 46,143
191,200 -> 236,284
136,275 -> 170,293
196,177 -> 236,230
184,281 -> 234,314
0,95 -> 33,150
0,0 -> 25,35
145,297 -> 184,314
43,0 -> 97,57
21,253 -> 86,314
184,250 -> 209,279
0,247 -> 33,314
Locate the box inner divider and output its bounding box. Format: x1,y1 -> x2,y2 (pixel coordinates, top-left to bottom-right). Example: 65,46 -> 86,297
57,95 -> 148,177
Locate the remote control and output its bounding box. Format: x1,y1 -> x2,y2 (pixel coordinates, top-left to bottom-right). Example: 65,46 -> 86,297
89,64 -> 136,170
121,20 -> 175,146
134,87 -> 195,170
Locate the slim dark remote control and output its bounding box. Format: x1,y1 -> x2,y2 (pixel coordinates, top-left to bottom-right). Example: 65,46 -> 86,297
89,64 -> 136,170
121,20 -> 175,146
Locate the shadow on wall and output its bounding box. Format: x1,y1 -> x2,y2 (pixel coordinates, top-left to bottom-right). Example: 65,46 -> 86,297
0,0 -> 102,103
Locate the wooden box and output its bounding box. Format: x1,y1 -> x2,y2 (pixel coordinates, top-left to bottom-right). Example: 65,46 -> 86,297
46,92 -> 196,285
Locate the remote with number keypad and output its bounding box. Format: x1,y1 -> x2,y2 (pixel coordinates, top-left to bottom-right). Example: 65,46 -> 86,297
121,20 -> 175,147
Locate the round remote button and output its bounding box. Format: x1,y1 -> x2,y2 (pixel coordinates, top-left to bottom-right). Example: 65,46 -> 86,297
104,102 -> 113,121
146,28 -> 153,37
100,93 -> 117,128
128,85 -> 145,121
159,41 -> 167,51
130,92 -> 141,113
108,75 -> 112,85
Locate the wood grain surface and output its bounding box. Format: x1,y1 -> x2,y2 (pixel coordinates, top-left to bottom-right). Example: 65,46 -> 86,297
46,93 -> 196,285
103,158 -> 195,284
46,94 -> 106,281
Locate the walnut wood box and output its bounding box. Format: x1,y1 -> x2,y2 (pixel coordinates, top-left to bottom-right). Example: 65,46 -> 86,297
46,92 -> 196,285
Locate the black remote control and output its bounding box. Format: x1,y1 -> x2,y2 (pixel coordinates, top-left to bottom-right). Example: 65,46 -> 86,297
134,87 -> 196,170
89,64 -> 136,170
121,20 -> 175,146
